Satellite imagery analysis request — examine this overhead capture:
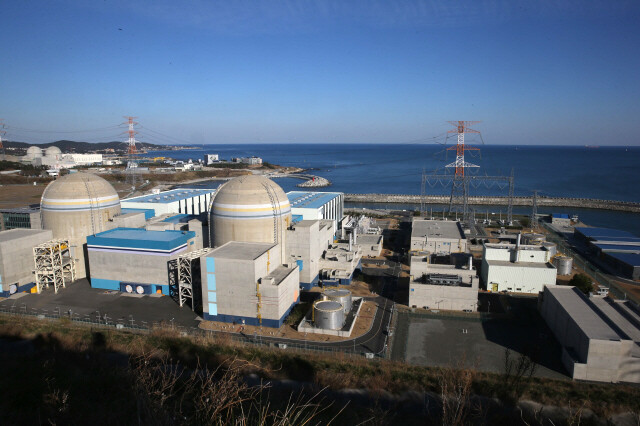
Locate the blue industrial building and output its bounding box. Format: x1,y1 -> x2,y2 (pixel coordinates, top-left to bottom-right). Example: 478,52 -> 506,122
121,188 -> 215,216
575,226 -> 640,280
87,228 -> 196,295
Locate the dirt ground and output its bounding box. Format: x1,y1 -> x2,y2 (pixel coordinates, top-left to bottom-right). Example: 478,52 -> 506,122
0,184 -> 47,208
198,300 -> 377,342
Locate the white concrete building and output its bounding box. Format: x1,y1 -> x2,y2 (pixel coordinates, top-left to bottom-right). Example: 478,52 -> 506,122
63,153 -> 103,166
409,254 -> 479,311
540,286 -> 640,383
285,219 -> 335,289
121,188 -> 215,217
410,219 -> 467,255
204,154 -> 219,165
200,242 -> 300,328
481,242 -> 556,293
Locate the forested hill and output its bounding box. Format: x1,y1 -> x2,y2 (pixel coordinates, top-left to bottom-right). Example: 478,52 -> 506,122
5,140 -> 165,153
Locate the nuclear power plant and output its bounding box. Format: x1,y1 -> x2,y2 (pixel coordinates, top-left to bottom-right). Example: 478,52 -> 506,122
0,170 -> 369,328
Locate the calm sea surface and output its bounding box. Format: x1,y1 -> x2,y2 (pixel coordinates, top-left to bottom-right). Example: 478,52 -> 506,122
144,144 -> 640,234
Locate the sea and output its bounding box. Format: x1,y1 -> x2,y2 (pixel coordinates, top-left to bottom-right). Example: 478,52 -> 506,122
142,144 -> 640,235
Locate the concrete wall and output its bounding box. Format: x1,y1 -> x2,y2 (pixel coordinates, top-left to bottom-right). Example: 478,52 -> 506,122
200,243 -> 298,328
539,287 -> 634,383
408,256 -> 479,311
112,212 -> 146,228
0,229 -> 53,294
483,262 -> 556,293
343,193 -> 640,213
286,220 -> 323,287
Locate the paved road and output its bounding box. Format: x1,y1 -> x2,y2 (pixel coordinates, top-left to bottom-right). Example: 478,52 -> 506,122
0,277 -> 397,356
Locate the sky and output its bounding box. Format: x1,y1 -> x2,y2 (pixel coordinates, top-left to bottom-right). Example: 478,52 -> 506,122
1,0 -> 639,145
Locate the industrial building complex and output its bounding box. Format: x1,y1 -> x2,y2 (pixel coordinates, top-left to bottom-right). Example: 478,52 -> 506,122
3,162 -> 640,388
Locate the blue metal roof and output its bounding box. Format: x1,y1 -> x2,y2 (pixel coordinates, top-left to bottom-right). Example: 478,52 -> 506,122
606,252 -> 640,267
291,214 -> 303,224
575,227 -> 637,240
120,208 -> 155,220
87,228 -> 195,250
552,213 -> 570,218
162,214 -> 197,224
594,243 -> 640,253
122,188 -> 214,204
287,191 -> 342,210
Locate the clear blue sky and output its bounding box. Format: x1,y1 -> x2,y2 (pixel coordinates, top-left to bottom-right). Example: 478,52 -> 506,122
1,0 -> 639,145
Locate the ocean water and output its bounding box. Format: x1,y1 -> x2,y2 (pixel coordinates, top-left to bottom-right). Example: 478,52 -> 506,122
144,144 -> 640,233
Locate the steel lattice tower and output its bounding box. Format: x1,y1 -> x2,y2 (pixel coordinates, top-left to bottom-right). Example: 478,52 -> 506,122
124,116 -> 139,189
531,190 -> 539,228
0,119 -> 5,161
445,121 -> 480,219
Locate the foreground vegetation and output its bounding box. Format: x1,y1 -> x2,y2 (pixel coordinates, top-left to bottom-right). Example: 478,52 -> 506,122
1,315 -> 639,424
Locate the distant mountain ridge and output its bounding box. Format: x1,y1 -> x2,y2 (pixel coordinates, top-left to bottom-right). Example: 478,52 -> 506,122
4,140 -> 165,153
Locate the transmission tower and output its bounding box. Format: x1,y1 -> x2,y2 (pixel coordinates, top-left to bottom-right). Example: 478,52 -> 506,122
124,116 -> 139,189
0,119 -> 6,161
445,121 -> 480,220
507,168 -> 514,225
530,190 -> 539,229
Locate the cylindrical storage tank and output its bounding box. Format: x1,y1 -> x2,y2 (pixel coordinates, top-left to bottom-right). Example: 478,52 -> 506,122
522,233 -> 546,245
210,175 -> 291,258
314,300 -> 345,330
41,172 -> 121,278
542,242 -> 557,257
554,256 -> 573,275
323,289 -> 352,315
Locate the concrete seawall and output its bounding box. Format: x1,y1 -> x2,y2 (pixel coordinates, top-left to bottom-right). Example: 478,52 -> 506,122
344,194 -> 640,213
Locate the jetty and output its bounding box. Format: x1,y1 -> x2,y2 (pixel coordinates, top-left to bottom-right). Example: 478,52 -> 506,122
344,193 -> 640,213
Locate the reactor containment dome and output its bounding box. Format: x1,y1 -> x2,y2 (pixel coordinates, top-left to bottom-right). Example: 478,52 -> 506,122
210,175 -> 291,250
41,172 -> 121,278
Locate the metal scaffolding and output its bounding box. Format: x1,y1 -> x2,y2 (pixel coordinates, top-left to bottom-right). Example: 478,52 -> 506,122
421,172 -> 515,224
176,248 -> 211,310
33,239 -> 75,294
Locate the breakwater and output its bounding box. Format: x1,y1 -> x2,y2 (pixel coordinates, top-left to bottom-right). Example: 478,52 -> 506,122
344,194 -> 640,213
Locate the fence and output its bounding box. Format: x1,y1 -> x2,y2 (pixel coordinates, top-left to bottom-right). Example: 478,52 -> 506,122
0,303 -> 386,360
541,222 -> 637,303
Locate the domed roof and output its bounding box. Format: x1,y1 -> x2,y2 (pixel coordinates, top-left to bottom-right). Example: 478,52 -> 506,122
213,175 -> 290,212
41,172 -> 120,213
26,146 -> 43,157
44,146 -> 61,156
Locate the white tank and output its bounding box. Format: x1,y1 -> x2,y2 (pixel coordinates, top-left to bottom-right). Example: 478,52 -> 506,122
323,289 -> 352,315
542,242 -> 557,257
210,175 -> 291,255
554,256 -> 573,276
41,172 -> 121,278
522,233 -> 546,245
314,300 -> 344,330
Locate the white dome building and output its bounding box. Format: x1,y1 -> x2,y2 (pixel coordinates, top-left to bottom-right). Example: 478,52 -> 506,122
25,146 -> 43,159
44,146 -> 62,159
41,172 -> 121,278
209,175 -> 291,257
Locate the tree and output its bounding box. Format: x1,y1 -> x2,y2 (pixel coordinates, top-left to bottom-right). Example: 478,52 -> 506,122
569,273 -> 593,295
